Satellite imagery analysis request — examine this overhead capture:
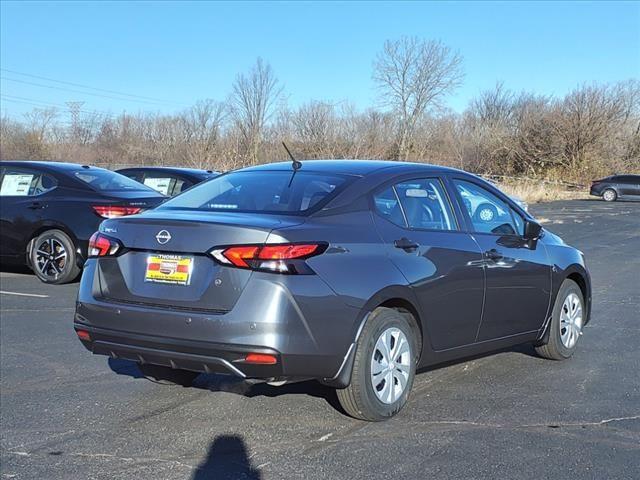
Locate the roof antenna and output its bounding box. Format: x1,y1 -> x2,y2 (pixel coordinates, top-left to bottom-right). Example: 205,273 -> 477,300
283,142 -> 302,187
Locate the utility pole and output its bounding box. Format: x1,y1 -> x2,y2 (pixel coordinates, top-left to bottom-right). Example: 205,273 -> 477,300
66,101 -> 84,141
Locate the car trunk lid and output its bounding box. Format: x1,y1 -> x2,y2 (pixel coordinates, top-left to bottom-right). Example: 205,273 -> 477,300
95,210 -> 304,312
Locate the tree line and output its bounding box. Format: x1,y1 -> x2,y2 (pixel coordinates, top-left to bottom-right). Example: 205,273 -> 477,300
1,37 -> 638,182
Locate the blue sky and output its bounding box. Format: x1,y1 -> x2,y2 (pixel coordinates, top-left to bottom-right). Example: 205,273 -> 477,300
1,1 -> 639,118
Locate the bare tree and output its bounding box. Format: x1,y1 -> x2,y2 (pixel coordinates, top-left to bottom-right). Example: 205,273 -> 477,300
373,37 -> 463,160
179,99 -> 227,168
230,57 -> 283,163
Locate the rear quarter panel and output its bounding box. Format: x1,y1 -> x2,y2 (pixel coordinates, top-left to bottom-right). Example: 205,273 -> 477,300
271,209 -> 414,346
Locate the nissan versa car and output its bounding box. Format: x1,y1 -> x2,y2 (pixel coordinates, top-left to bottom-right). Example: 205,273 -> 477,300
0,161 -> 164,284
74,160 -> 591,421
589,174 -> 640,202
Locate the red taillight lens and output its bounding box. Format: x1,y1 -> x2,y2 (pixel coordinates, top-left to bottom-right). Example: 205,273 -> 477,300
259,244 -> 319,260
88,232 -> 120,257
222,246 -> 261,268
92,205 -> 142,219
210,243 -> 325,274
244,353 -> 277,365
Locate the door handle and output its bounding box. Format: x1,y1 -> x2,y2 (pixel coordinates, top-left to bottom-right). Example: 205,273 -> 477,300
28,202 -> 44,210
394,237 -> 419,252
484,248 -> 503,261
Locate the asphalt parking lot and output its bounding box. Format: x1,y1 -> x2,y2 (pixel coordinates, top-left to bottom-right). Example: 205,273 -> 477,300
1,199 -> 639,480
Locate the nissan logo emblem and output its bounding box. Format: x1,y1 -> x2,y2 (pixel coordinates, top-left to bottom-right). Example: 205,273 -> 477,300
156,230 -> 171,244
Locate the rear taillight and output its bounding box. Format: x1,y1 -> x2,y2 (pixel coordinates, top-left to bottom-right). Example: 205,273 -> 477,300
210,243 -> 326,274
88,232 -> 121,257
92,205 -> 142,219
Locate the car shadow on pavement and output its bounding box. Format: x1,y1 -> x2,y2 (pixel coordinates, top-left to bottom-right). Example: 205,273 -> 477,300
416,342 -> 542,376
0,264 -> 33,275
192,434 -> 261,480
107,358 -> 346,414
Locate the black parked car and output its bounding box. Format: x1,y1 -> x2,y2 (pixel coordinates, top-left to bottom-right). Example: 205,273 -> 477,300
74,160 -> 591,420
116,166 -> 218,196
0,161 -> 165,284
589,174 -> 640,201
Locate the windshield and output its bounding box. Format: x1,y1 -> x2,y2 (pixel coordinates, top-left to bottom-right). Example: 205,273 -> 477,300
73,169 -> 158,193
159,170 -> 351,214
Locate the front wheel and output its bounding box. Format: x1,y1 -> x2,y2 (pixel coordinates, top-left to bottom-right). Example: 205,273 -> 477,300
336,307 -> 420,421
535,279 -> 585,360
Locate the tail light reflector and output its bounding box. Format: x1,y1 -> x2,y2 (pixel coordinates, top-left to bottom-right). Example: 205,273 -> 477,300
93,205 -> 142,219
76,329 -> 91,341
244,353 -> 277,365
88,232 -> 121,257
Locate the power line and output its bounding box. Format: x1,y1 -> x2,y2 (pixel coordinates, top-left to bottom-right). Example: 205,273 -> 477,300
0,94 -> 114,117
1,76 -> 184,107
1,68 -> 188,107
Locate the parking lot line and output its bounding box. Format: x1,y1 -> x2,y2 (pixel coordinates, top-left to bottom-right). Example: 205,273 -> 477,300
0,291 -> 49,298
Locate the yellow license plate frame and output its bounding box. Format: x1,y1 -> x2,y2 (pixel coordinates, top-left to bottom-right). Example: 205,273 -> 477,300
144,254 -> 193,286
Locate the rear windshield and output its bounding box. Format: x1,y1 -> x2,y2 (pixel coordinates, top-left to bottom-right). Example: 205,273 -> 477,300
159,170 -> 351,214
73,169 -> 157,193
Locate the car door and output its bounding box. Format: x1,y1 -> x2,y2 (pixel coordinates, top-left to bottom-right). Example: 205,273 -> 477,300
0,166 -> 57,261
372,176 -> 485,351
619,175 -> 640,197
450,178 -> 552,341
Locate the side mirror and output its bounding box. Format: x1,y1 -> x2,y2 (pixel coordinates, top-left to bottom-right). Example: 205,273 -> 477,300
524,219 -> 542,240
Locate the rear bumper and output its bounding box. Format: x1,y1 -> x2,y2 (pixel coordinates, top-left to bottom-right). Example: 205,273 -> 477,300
75,259 -> 361,383
74,322 -> 284,379
589,185 -> 604,196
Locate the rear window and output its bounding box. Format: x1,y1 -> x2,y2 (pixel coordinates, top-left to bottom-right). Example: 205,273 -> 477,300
73,169 -> 157,193
159,170 -> 351,214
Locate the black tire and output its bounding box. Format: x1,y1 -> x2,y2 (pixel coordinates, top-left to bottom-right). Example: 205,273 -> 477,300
30,229 -> 81,284
602,188 -> 617,202
474,203 -> 498,223
138,364 -> 200,387
535,279 -> 584,360
336,307 -> 420,421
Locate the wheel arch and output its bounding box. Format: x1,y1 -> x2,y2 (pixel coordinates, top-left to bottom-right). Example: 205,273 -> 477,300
565,269 -> 591,325
322,286 -> 424,388
26,222 -> 80,267
551,262 -> 591,327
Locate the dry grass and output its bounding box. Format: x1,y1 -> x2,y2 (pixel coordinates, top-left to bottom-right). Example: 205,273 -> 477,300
498,178 -> 589,204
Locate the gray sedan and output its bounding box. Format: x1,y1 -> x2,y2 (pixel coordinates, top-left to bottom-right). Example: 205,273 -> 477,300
74,160 -> 591,421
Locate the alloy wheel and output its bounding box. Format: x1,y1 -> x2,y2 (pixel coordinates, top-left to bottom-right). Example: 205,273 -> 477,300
35,237 -> 67,280
370,327 -> 412,404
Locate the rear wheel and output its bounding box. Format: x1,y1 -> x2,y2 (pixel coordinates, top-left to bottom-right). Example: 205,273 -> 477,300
535,279 -> 584,360
602,188 -> 617,202
337,307 -> 419,421
138,364 -> 200,387
30,230 -> 80,284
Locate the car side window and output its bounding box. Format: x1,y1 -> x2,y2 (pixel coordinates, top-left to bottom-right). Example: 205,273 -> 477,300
174,179 -> 190,195
394,179 -> 456,231
453,179 -> 521,235
142,175 -> 177,196
0,168 -> 56,196
373,186 -> 406,227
